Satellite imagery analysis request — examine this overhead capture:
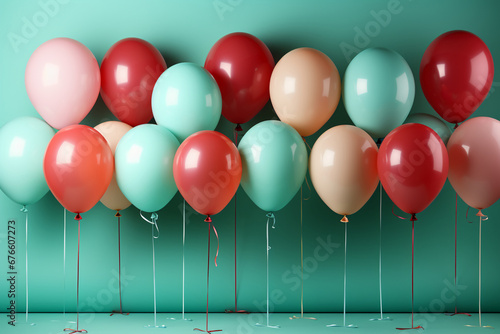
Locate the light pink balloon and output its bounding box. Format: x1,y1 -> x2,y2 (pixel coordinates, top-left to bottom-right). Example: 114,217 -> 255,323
95,121 -> 133,212
25,38 -> 100,129
447,117 -> 500,213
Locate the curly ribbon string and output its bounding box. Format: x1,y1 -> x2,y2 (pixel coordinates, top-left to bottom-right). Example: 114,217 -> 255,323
255,213 -> 280,329
290,187 -> 316,320
225,125 -> 248,314
465,215 -> 494,329
370,185 -> 392,321
327,221 -> 357,328
111,211 -> 129,316
396,219 -> 423,331
195,218 -> 222,333
64,216 -> 87,334
447,193 -> 471,316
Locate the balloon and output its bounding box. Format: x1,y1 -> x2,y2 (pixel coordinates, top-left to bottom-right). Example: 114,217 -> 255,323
0,117 -> 54,206
100,38 -> 167,126
152,63 -> 222,142
94,121 -> 133,212
343,47 -> 415,139
25,38 -> 100,129
43,125 -> 114,216
115,124 -> 179,213
205,32 -> 275,126
420,30 -> 494,125
309,125 -> 379,221
238,120 -> 307,212
173,131 -> 241,218
447,117 -> 500,212
270,47 -> 341,137
405,113 -> 452,145
378,123 -> 449,217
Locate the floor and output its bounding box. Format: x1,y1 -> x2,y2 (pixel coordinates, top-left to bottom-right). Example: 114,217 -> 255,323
2,313 -> 498,334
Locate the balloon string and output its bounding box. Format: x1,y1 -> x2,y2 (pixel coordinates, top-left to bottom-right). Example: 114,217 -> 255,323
63,208 -> 67,318
391,205 -> 417,221
182,200 -> 186,320
140,211 -> 160,238
466,206 -> 488,223
211,223 -> 220,267
479,216 -> 482,328
194,222 -> 222,333
396,220 -> 423,330
379,186 -> 383,318
111,212 -> 129,316
343,222 -> 347,327
267,213 -> 272,326
151,223 -> 158,327
64,218 -> 87,334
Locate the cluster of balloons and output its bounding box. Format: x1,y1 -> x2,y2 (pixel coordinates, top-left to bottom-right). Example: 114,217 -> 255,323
0,30 -> 496,225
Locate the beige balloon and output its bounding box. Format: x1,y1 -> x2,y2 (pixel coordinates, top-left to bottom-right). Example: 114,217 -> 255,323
95,121 -> 133,212
270,47 -> 341,137
309,125 -> 379,221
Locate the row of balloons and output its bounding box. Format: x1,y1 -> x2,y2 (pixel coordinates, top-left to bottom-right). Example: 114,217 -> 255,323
0,29 -> 495,222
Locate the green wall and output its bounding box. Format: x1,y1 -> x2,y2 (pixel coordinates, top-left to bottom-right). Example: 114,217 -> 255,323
1,0 -> 499,313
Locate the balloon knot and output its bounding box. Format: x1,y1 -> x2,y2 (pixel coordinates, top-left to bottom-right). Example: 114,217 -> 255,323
454,123 -> 459,129
376,138 -> 383,148
340,215 -> 349,223
410,213 -> 417,221
20,205 -> 28,213
150,212 -> 158,221
75,213 -> 82,221
235,124 -> 243,132
115,211 -> 122,217
476,210 -> 486,217
205,215 -> 212,223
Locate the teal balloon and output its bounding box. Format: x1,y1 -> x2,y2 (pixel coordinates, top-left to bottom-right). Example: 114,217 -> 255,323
0,117 -> 55,205
115,124 -> 179,212
343,47 -> 415,139
238,120 -> 307,212
152,62 -> 222,142
405,113 -> 452,145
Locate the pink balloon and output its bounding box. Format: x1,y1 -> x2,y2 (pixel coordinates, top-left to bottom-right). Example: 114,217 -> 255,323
25,38 -> 100,129
447,117 -> 500,213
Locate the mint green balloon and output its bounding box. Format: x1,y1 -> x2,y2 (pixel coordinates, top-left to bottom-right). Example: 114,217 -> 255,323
238,120 -> 307,212
405,113 -> 452,145
0,116 -> 55,206
115,124 -> 179,212
343,47 -> 415,139
152,62 -> 222,142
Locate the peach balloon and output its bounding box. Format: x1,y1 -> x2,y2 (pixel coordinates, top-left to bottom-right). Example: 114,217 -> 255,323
447,117 -> 500,214
270,48 -> 341,137
95,121 -> 133,212
309,125 -> 379,221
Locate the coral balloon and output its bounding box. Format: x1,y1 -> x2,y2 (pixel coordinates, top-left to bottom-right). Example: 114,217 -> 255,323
343,47 -> 415,139
238,120 -> 307,212
0,117 -> 55,206
378,123 -> 449,218
173,131 -> 242,219
152,63 -> 222,142
95,121 -> 133,212
309,125 -> 379,221
25,38 -> 100,129
420,30 -> 494,125
100,38 -> 167,126
43,125 -> 114,217
205,32 -> 274,127
270,47 -> 341,137
115,124 -> 179,213
447,117 -> 500,213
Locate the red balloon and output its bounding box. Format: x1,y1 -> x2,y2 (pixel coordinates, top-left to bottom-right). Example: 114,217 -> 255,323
43,125 -> 114,217
173,131 -> 242,218
378,123 -> 449,216
100,38 -> 167,127
205,32 -> 275,127
420,30 -> 494,125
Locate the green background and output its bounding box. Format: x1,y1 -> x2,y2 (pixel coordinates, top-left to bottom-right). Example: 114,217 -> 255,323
0,0 -> 499,314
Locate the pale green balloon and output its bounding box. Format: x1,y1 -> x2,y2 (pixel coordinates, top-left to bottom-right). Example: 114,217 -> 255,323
115,124 -> 179,212
343,47 -> 415,139
152,62 -> 222,143
238,120 -> 308,212
0,116 -> 55,206
405,113 -> 452,145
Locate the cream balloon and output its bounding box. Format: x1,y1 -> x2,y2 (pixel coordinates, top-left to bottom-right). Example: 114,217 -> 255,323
95,121 -> 133,212
309,125 -> 379,221
270,47 -> 341,137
